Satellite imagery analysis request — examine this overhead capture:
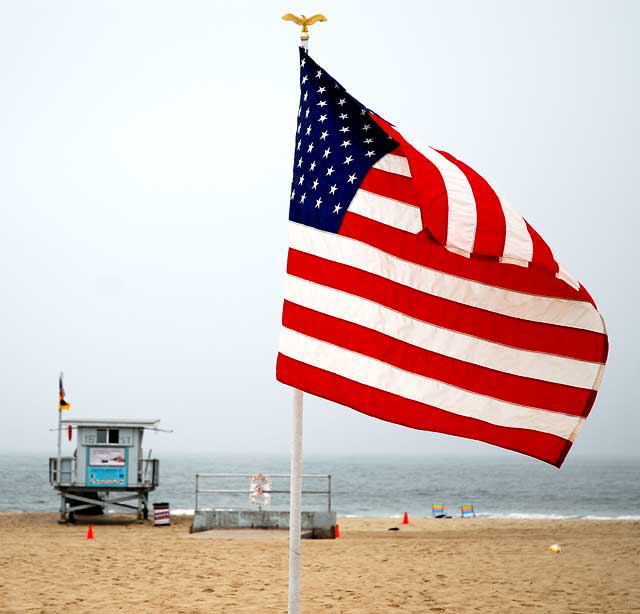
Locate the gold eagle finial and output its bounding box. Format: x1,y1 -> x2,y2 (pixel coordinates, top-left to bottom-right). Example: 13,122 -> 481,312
281,13 -> 327,40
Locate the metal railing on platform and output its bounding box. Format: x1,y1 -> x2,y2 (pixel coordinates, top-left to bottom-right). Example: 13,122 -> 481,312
138,458 -> 160,487
194,473 -> 332,513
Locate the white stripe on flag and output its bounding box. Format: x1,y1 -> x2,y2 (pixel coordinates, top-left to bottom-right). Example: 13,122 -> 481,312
284,274 -> 602,389
556,261 -> 580,291
414,145 -> 477,254
287,222 -> 605,333
279,327 -> 584,441
499,195 -> 534,263
499,256 -> 528,267
373,153 -> 411,177
348,189 -> 423,234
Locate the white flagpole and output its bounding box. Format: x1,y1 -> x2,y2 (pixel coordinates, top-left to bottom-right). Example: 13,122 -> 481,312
282,16 -> 326,613
57,372 -> 62,486
287,388 -> 304,614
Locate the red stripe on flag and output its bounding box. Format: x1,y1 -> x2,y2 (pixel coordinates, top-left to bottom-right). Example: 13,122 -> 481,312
525,220 -> 560,275
276,354 -> 573,467
435,149 -> 507,257
360,167 -> 420,208
282,301 -> 596,416
372,119 -> 450,243
339,212 -> 596,304
286,249 -> 606,363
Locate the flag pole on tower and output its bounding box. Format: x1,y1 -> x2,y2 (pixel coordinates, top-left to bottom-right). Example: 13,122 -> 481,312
57,373 -> 62,486
56,372 -> 71,486
281,13 -> 327,614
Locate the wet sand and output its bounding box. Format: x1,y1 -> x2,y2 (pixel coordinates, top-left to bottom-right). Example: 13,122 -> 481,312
1,513 -> 639,613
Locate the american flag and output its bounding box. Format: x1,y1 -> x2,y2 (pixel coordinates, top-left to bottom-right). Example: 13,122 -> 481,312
276,49 -> 608,467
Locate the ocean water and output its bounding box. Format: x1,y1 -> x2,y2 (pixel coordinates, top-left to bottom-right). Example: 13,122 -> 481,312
1,452 -> 638,519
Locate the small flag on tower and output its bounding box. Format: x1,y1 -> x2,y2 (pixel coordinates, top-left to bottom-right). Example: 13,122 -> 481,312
276,49 -> 608,467
59,373 -> 71,411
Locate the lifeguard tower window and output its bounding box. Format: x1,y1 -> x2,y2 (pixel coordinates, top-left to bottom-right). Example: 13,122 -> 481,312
96,428 -> 120,444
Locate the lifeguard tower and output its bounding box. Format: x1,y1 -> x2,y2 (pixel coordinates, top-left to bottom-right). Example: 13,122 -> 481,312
49,419 -> 162,523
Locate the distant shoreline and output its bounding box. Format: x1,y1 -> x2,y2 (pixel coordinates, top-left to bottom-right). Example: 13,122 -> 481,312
4,454 -> 638,519
1,511 -> 639,522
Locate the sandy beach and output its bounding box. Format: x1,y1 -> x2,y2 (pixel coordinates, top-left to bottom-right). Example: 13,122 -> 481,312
0,514 -> 639,613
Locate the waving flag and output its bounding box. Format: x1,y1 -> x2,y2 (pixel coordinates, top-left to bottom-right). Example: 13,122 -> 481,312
59,373 -> 70,411
276,49 -> 608,467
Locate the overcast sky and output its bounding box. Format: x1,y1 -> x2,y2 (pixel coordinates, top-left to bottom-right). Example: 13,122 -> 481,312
1,1 -> 637,462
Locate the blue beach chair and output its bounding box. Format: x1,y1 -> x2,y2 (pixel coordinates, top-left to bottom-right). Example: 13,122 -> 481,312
460,504 -> 476,518
432,503 -> 446,518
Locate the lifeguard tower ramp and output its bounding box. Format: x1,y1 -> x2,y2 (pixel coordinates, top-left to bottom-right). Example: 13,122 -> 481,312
49,418 -> 161,523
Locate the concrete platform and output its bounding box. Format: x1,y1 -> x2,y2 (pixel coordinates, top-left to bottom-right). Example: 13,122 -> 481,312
191,510 -> 337,539
186,529 -> 288,540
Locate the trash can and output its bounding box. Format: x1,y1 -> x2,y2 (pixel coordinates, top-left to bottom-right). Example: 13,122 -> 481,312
153,502 -> 170,526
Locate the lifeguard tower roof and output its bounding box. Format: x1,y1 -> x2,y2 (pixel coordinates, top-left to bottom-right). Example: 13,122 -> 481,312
60,418 -> 160,429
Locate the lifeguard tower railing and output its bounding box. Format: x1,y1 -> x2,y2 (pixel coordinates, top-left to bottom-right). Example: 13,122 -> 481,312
194,473 -> 332,513
49,457 -> 160,488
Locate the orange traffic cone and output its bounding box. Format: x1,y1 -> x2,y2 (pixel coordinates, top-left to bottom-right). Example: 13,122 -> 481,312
87,525 -> 94,540
335,524 -> 340,538
402,512 -> 409,525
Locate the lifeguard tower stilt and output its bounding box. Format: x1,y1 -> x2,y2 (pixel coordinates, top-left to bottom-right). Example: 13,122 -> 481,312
49,419 -> 162,523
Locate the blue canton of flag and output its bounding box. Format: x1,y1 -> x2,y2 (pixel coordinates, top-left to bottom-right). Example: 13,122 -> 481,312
289,48 -> 398,233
